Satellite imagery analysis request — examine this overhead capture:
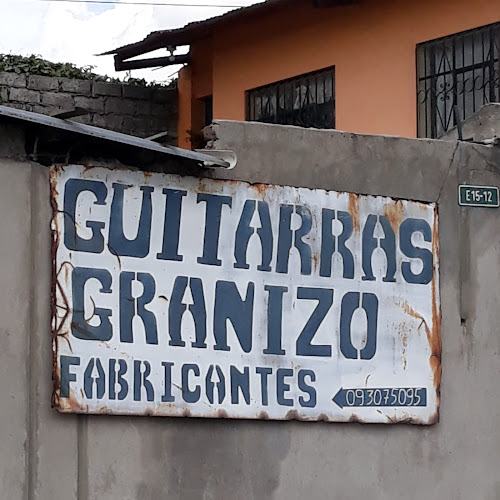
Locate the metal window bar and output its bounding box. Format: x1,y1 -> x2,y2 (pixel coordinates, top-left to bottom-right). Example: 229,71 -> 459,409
247,67 -> 335,129
417,22 -> 500,138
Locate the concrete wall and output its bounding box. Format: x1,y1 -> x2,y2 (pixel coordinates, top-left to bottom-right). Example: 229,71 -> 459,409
0,72 -> 177,141
1,120 -> 500,499
443,103 -> 500,142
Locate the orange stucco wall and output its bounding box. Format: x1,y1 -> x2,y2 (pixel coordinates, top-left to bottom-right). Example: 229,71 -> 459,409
178,0 -> 499,148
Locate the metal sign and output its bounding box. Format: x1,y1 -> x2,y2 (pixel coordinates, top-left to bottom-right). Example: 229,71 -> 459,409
458,184 -> 499,208
51,165 -> 441,424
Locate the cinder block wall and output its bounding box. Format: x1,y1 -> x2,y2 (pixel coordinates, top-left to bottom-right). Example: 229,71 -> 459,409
0,72 -> 177,142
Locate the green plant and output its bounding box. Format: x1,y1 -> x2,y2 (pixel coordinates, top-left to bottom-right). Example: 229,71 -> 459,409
0,54 -> 176,88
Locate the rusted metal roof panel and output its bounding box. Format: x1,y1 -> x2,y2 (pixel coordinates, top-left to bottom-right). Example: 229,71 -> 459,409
51,164 -> 440,424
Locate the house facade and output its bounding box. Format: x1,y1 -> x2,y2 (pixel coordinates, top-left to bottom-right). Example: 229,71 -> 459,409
108,0 -> 500,148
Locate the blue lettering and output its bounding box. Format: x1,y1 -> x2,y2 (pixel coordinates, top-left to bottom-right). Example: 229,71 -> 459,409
197,193 -> 232,266
320,209 -> 354,279
119,272 -> 158,345
214,281 -> 254,353
71,267 -> 113,341
59,355 -> 80,398
400,218 -> 433,285
230,365 -> 250,404
134,360 -> 154,401
298,369 -> 316,408
296,287 -> 333,357
108,183 -> 153,258
276,368 -> 294,406
182,364 -> 201,403
63,178 -> 107,253
340,292 -> 378,360
157,189 -> 187,261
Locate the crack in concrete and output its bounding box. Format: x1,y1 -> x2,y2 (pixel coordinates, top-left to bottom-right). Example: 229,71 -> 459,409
436,141 -> 460,202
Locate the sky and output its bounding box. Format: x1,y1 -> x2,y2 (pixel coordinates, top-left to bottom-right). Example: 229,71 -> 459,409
0,0 -> 259,83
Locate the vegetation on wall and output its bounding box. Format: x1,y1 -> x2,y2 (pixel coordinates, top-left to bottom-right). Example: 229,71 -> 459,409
0,54 -> 176,88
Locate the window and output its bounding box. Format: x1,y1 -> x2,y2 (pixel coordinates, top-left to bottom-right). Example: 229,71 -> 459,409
203,96 -> 213,127
417,23 -> 500,138
247,67 -> 335,129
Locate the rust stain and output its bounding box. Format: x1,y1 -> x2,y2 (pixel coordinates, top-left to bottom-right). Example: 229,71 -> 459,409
182,408 -> 192,417
197,178 -> 211,194
50,166 -> 79,410
82,164 -> 97,173
348,414 -> 363,424
50,168 -> 62,410
397,206 -> 441,425
399,301 -> 431,340
430,208 -> 442,421
383,200 -> 404,234
312,253 -> 319,271
63,389 -> 88,413
427,409 -> 440,425
285,409 -> 300,420
216,409 -> 228,418
258,411 -> 270,420
347,193 -> 360,232
251,183 -> 268,197
401,324 -> 409,371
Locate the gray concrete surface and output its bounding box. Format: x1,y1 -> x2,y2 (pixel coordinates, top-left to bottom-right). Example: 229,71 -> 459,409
0,120 -> 499,499
443,103 -> 500,142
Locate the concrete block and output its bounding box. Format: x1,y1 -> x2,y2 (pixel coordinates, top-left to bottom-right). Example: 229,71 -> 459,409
0,72 -> 26,87
0,86 -> 8,103
3,102 -> 29,110
93,81 -> 122,97
151,103 -> 168,118
27,74 -> 59,91
104,96 -> 135,115
150,103 -> 177,120
59,77 -> 92,94
135,100 -> 153,116
9,87 -> 40,103
33,104 -> 69,116
92,113 -> 125,131
121,115 -> 148,135
73,95 -> 105,113
70,114 -> 93,125
30,104 -> 62,116
122,84 -> 153,100
41,92 -> 73,109
152,88 -> 174,104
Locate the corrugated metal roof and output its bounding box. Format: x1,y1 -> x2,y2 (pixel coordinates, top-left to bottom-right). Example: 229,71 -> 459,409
0,105 -> 229,168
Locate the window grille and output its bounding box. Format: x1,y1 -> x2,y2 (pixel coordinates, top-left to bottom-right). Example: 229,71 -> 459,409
247,67 -> 335,129
417,22 -> 500,138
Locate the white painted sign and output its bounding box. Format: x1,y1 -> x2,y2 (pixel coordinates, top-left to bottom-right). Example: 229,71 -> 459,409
51,165 -> 440,424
